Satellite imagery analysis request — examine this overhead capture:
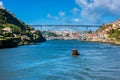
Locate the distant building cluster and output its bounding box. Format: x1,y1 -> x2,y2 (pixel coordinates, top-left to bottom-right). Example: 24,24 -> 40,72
43,30 -> 86,40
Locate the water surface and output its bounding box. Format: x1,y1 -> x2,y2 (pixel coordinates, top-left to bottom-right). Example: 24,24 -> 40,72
0,40 -> 120,80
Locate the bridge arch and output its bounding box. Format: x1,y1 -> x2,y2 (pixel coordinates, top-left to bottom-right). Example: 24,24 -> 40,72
29,24 -> 101,32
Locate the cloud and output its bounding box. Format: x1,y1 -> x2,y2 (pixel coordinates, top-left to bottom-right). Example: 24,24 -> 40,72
73,18 -> 80,22
47,13 -> 58,20
75,0 -> 120,23
47,11 -> 66,20
72,7 -> 80,14
0,1 -> 4,8
47,13 -> 52,18
58,11 -> 65,17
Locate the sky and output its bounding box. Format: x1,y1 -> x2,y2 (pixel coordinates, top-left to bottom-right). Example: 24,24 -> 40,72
0,0 -> 120,25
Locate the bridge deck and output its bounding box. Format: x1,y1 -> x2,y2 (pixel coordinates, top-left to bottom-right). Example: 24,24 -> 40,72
28,25 -> 101,27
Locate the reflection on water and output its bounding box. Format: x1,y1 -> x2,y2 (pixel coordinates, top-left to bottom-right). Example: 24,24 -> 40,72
0,40 -> 120,80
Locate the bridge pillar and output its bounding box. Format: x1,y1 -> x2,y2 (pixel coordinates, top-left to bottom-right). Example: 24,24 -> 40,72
40,25 -> 43,32
86,26 -> 89,32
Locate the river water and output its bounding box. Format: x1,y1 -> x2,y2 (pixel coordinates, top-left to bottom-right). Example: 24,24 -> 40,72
0,40 -> 120,80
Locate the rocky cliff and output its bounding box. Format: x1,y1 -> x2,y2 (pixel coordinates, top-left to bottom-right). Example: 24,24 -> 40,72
0,8 -> 45,48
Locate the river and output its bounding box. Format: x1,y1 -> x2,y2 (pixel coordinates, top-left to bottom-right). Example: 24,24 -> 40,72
0,40 -> 120,80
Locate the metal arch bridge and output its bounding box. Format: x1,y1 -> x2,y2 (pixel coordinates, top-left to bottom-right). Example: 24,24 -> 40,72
28,24 -> 101,31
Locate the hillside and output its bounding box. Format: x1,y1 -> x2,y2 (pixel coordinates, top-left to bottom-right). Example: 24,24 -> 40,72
87,19 -> 120,45
0,8 -> 45,48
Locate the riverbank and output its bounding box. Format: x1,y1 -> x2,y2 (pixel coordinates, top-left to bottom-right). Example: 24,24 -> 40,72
87,39 -> 120,45
0,37 -> 46,48
46,37 -> 80,40
47,37 -> 120,45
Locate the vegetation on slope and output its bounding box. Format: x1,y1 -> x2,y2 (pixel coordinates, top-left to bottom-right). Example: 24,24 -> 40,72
109,28 -> 120,40
0,8 -> 45,48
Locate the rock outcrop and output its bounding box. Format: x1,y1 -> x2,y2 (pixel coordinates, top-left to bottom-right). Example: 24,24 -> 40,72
0,38 -> 18,48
